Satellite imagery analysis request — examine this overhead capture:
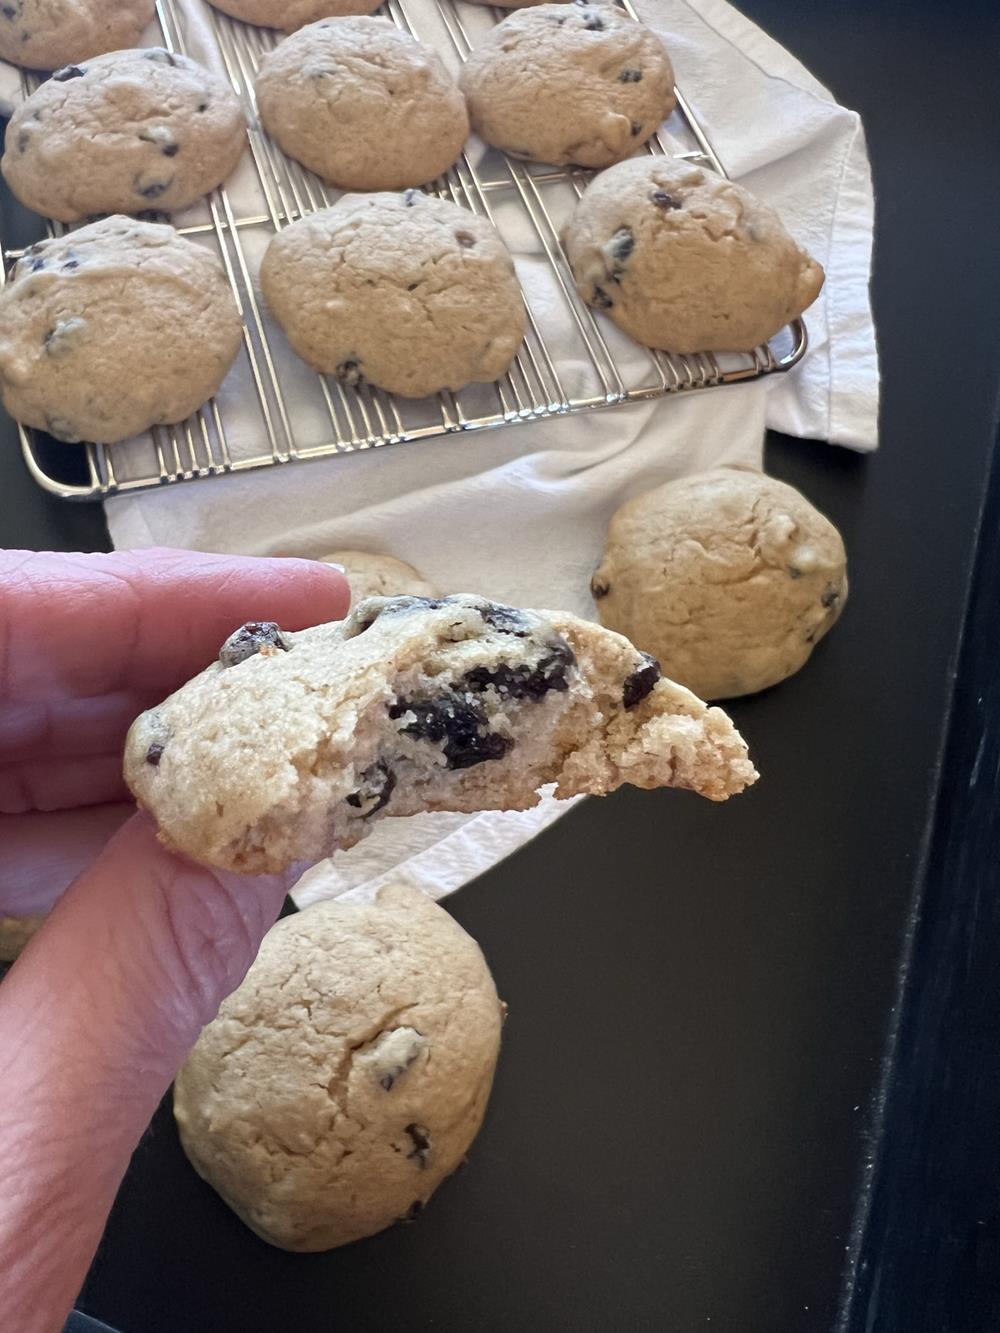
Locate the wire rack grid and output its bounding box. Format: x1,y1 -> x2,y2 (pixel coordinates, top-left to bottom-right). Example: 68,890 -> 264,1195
1,0 -> 808,501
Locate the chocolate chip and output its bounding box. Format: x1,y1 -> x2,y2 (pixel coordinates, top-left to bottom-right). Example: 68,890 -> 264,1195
651,189 -> 681,210
145,48 -> 178,66
590,574 -> 610,600
404,1123 -> 432,1168
403,188 -> 420,206
463,643 -> 575,702
0,5 -> 18,19
389,696 -> 513,770
51,65 -> 85,81
145,742 -> 165,766
611,227 -> 634,263
162,143 -> 180,157
401,1200 -> 424,1222
345,762 -> 396,818
477,602 -> 531,635
61,258 -> 79,270
347,595 -> 449,636
788,565 -> 802,579
136,209 -> 169,224
137,181 -> 170,200
336,359 -> 362,387
30,257 -> 45,271
591,286 -> 614,310
196,101 -> 209,112
43,317 -> 85,358
455,231 -> 476,248
17,130 -> 28,153
219,621 -> 289,667
622,653 -> 661,708
619,68 -> 643,82
630,121 -> 643,136
581,11 -> 605,29
821,584 -> 841,609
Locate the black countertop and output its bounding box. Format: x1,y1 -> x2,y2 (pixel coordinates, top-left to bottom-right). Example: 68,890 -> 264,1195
3,1 -> 1000,1329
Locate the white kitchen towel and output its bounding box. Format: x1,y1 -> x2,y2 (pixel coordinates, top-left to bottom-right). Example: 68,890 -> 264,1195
1,0 -> 878,905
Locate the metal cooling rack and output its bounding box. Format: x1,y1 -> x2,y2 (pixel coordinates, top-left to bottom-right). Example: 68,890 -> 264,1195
1,0 -> 808,501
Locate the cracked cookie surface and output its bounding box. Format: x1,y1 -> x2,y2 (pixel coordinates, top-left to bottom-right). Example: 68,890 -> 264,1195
173,883 -> 504,1252
563,155 -> 825,352
0,0 -> 154,71
460,2 -> 676,168
261,192 -> 525,399
0,216 -> 243,444
592,467 -> 848,699
124,592 -> 758,874
205,0 -> 381,30
2,48 -> 247,223
255,17 -> 468,191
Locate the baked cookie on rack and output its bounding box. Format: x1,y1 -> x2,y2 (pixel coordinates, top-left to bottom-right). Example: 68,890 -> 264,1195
204,0 -> 381,30
255,17 -> 468,191
1,49 -> 247,223
460,2 -> 676,168
261,192 -> 525,399
0,0 -> 155,70
0,217 -> 242,444
124,592 -> 758,874
320,551 -> 439,607
174,884 -> 504,1252
563,155 -> 825,353
591,467 -> 848,699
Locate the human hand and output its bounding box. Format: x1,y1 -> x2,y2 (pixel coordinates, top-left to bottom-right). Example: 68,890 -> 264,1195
0,548 -> 349,1333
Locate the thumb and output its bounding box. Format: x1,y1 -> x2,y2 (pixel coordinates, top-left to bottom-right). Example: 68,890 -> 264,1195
0,812 -> 303,1333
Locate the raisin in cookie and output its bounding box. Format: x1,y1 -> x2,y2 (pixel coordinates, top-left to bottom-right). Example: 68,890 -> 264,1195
459,2 -> 676,168
2,49 -> 247,223
261,193 -> 525,399
321,551 -> 438,607
0,0 -> 155,70
124,593 -> 758,873
255,17 -> 468,192
174,884 -> 503,1252
591,468 -> 848,700
563,156 -> 825,352
205,0 -> 381,30
0,217 -> 242,444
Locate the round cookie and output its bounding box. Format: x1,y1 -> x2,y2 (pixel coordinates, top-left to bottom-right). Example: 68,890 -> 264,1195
591,468 -> 848,700
0,216 -> 243,444
564,156 -> 825,353
459,2 -> 676,168
174,883 -> 505,1252
255,17 -> 468,192
0,0 -> 155,71
261,192 -> 526,399
320,551 -> 438,607
205,0 -> 381,30
1,49 -> 247,223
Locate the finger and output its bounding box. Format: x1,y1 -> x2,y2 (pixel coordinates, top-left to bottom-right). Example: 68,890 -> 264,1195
0,812 -> 305,1333
0,547 -> 349,707
0,549 -> 349,812
0,804 -> 133,914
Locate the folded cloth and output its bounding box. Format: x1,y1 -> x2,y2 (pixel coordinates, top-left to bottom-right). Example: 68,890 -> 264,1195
1,0 -> 879,905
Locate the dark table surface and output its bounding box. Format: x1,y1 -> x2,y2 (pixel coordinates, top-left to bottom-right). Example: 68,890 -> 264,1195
3,1 -> 1000,1330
